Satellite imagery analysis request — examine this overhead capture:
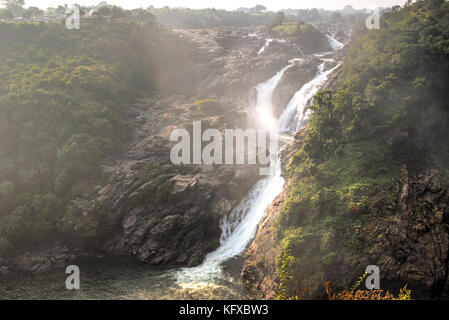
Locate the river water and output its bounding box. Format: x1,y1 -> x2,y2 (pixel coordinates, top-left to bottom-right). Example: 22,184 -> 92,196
0,35 -> 343,300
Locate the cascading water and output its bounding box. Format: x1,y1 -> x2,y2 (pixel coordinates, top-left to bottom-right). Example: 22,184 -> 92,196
253,60 -> 298,128
257,38 -> 287,55
293,43 -> 306,56
176,60 -> 295,284
278,61 -> 341,133
326,34 -> 344,51
258,39 -> 273,55
176,46 -> 342,294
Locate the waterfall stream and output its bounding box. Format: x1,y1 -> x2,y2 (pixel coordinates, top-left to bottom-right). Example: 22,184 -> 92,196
175,47 -> 342,293
175,59 -> 294,285
326,34 -> 344,51
257,39 -> 273,55
278,61 -> 341,133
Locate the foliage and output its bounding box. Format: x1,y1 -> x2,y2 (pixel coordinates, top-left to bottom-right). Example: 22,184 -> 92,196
0,18 -> 197,256
1,0 -> 24,10
137,162 -> 174,204
276,246 -> 293,299
275,0 -> 449,296
267,11 -> 285,29
0,8 -> 13,19
149,7 -> 275,29
269,19 -> 330,53
350,272 -> 368,294
275,245 -> 309,300
22,6 -> 43,19
149,7 -> 365,29
325,281 -> 412,300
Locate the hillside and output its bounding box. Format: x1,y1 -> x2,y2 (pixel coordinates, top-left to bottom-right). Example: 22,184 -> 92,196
243,0 -> 449,299
0,17 -> 198,258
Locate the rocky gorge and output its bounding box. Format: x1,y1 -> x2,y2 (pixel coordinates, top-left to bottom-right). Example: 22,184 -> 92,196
0,25 -> 345,278
8,21 -> 445,301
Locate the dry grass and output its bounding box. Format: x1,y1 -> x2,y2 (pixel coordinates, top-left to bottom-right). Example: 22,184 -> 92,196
324,281 -> 412,300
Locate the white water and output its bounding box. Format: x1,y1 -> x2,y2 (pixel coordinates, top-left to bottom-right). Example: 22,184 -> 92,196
293,43 -> 306,56
257,39 -> 273,55
253,60 -> 299,129
7,33 -> 347,301
326,34 -> 344,51
177,42 -> 342,290
278,61 -> 341,133
176,61 -> 294,284
257,38 -> 287,55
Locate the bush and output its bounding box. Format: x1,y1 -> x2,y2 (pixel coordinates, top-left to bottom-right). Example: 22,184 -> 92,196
269,20 -> 330,53
0,9 -> 13,19
324,281 -> 412,300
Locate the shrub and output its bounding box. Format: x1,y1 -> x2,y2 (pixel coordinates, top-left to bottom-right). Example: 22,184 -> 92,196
324,281 -> 412,300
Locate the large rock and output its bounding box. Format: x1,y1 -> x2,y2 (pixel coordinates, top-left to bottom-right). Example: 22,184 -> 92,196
5,245 -> 76,273
99,165 -> 260,267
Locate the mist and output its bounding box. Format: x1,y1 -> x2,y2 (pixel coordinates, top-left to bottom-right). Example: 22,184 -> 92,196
23,0 -> 409,11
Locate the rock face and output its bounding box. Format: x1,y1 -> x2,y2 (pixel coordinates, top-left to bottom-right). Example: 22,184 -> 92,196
98,163 -> 261,266
58,91 -> 263,267
370,167 -> 449,298
177,27 -> 309,101
243,161 -> 449,298
319,167 -> 449,299
271,60 -> 317,118
242,186 -> 288,299
1,245 -> 76,274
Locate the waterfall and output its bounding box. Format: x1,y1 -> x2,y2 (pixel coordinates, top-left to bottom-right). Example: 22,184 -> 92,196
176,156 -> 284,283
253,60 -> 298,129
293,43 -> 305,56
176,52 -> 340,288
257,39 -> 273,55
257,38 -> 287,55
326,34 -> 344,51
176,62 -> 294,284
278,61 -> 341,133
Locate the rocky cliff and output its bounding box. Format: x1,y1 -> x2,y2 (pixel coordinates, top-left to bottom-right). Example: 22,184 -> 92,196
243,162 -> 449,299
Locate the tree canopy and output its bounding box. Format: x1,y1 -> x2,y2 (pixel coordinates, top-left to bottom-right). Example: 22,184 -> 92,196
0,18 -> 198,256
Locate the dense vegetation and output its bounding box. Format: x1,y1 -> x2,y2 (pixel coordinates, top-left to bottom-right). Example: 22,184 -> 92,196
148,6 -> 369,30
275,0 -> 449,295
149,7 -> 274,29
268,13 -> 331,53
0,17 -> 197,256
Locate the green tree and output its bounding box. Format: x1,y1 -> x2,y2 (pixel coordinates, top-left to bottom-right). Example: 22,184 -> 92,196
268,11 -> 285,28
253,5 -> 267,13
22,6 -> 43,18
1,0 -> 24,16
95,5 -> 111,17
0,8 -> 13,18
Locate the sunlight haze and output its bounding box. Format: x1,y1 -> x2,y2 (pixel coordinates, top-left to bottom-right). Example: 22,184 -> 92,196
22,0 -> 409,10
